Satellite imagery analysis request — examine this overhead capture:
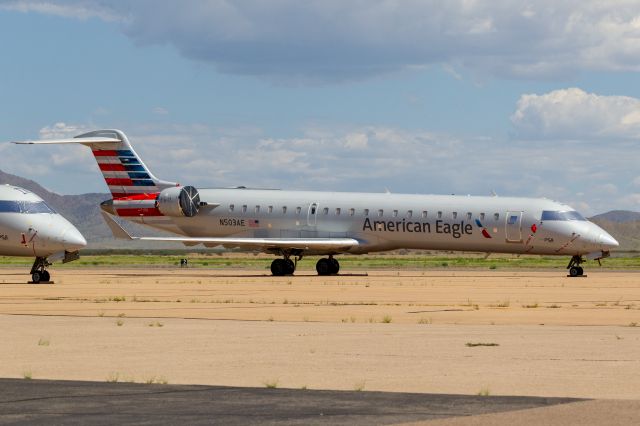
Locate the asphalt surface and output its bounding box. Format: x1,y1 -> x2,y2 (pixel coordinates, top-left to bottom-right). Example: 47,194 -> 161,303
0,379 -> 582,425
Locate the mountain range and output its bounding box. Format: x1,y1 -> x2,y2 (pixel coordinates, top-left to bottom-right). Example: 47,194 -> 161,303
0,169 -> 638,251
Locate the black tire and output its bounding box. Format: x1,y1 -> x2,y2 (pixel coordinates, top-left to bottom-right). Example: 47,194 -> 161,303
271,259 -> 287,276
31,272 -> 41,283
329,258 -> 340,275
577,267 -> 584,276
316,258 -> 331,276
285,259 -> 295,275
41,270 -> 50,282
569,266 -> 580,277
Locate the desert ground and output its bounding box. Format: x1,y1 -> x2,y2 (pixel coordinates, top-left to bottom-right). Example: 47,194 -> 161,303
0,266 -> 639,404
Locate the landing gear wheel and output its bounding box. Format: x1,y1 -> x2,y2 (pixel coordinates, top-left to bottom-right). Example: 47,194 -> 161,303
285,259 -> 295,275
41,270 -> 50,282
31,272 -> 42,284
567,255 -> 585,278
329,258 -> 340,275
316,258 -> 332,276
271,259 -> 288,276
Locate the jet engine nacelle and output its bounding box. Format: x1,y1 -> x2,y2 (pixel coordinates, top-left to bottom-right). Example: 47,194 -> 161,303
156,186 -> 200,217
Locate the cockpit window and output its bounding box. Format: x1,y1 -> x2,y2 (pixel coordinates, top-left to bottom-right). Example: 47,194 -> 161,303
541,210 -> 586,221
0,200 -> 56,214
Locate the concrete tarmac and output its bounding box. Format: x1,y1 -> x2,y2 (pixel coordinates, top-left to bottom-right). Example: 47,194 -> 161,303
0,379 -> 582,425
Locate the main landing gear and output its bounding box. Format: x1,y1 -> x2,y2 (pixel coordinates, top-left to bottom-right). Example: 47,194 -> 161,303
271,257 -> 296,276
30,257 -> 51,284
567,255 -> 585,277
269,255 -> 341,276
316,256 -> 340,276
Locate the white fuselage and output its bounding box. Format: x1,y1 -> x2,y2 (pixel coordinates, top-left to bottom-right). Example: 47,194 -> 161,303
125,189 -> 618,257
0,185 -> 86,258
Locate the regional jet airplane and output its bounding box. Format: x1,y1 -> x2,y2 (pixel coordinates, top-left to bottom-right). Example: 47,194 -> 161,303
15,130 -> 618,277
0,184 -> 86,282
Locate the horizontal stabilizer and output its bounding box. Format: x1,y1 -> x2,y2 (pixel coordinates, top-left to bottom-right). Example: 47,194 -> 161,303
13,137 -> 120,145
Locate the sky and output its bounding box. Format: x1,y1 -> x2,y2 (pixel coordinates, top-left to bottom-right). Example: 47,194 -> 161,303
1,1 -> 640,215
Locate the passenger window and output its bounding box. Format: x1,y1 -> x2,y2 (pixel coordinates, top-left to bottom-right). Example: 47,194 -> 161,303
437,211 -> 442,219
422,211 -> 427,218
268,206 -> 273,214
323,207 -> 329,215
229,204 -> 234,212
378,209 -> 384,217
407,210 -> 413,218
296,206 -> 302,215
480,213 -> 485,220
282,206 -> 287,214
255,205 -> 260,214
452,212 -> 457,219
393,210 -> 398,217
335,208 -> 341,215
242,205 -> 247,214
494,213 -> 499,221
310,205 -> 316,214
508,215 -> 518,225
349,208 -> 355,216
466,212 -> 472,220
364,209 -> 369,217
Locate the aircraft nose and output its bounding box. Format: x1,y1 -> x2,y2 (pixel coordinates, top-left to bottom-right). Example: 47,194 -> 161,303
597,232 -> 619,250
63,227 -> 87,251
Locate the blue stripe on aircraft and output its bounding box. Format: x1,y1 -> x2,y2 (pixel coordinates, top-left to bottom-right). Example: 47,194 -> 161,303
128,172 -> 151,179
124,165 -> 145,172
120,157 -> 140,164
116,150 -> 135,157
132,180 -> 156,186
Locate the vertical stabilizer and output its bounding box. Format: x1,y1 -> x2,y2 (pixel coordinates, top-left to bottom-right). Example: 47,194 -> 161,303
75,130 -> 177,197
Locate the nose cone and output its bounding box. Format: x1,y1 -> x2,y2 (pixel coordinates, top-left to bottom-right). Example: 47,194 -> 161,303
598,232 -> 619,250
63,227 -> 87,251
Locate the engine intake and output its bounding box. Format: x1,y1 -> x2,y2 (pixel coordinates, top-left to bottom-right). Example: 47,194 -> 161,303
156,186 -> 200,217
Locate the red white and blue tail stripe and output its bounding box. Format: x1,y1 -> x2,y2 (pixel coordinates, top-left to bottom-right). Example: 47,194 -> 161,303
76,130 -> 177,197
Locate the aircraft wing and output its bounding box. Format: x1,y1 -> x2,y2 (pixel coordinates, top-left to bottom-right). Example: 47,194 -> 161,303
101,212 -> 359,252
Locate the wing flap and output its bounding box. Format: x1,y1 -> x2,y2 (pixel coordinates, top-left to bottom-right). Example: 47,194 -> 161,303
141,236 -> 359,251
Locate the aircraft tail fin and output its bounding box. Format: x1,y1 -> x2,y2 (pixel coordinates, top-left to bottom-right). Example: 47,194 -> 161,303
15,129 -> 177,198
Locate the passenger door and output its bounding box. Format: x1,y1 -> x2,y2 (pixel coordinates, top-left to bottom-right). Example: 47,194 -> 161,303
505,211 -> 523,243
307,202 -> 319,227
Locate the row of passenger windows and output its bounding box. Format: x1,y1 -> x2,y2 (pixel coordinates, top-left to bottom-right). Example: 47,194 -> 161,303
228,204 -> 502,221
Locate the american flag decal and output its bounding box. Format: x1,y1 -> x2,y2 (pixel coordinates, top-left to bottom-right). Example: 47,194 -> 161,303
247,219 -> 260,228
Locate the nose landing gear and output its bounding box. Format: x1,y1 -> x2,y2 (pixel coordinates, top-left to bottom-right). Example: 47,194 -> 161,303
567,255 -> 585,277
30,257 -> 52,284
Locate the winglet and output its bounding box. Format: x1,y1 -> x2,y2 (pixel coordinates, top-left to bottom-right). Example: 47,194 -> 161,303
101,211 -> 134,240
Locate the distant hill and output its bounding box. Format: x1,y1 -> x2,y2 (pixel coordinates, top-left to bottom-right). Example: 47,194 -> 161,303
0,169 -> 181,249
589,210 -> 640,223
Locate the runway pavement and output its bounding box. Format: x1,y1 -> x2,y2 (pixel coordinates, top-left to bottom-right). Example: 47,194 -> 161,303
0,379 -> 582,425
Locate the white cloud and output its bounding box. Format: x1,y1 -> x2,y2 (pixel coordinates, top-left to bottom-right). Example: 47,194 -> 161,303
0,0 -> 122,21
38,122 -> 94,139
6,1 -> 640,82
511,88 -> 640,140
